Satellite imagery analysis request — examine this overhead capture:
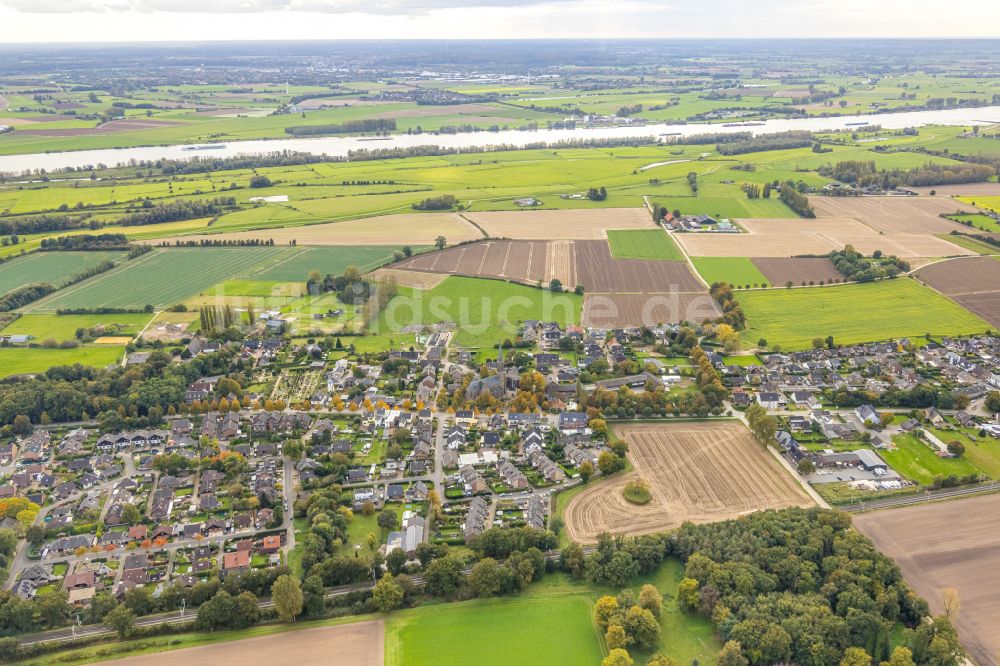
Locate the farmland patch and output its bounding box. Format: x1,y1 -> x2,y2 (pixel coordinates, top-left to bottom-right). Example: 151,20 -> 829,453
563,421 -> 811,543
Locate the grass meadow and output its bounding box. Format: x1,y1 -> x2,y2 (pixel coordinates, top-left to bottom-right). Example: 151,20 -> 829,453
607,229 -> 684,261
885,433 -> 983,485
0,312 -> 152,342
738,278 -> 990,350
0,345 -> 124,377
374,276 -> 581,349
691,257 -> 768,286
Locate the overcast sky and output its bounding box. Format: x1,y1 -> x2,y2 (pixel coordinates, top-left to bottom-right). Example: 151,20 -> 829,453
0,0 -> 997,42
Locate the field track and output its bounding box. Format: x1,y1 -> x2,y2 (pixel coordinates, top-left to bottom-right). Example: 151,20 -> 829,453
563,421 -> 811,543
854,494 -> 1000,666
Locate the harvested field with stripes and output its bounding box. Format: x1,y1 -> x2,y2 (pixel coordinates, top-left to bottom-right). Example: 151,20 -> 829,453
390,238 -> 704,294
463,207 -> 653,239
913,256 -> 1000,327
563,421 -> 812,543
674,217 -> 975,258
752,257 -> 844,286
574,240 -> 703,292
808,195 -> 975,234
392,240 -> 556,284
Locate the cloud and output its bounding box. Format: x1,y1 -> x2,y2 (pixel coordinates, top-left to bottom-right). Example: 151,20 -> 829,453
0,0 -> 576,13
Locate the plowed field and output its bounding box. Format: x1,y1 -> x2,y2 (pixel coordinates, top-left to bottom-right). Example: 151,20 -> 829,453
563,421 -> 812,543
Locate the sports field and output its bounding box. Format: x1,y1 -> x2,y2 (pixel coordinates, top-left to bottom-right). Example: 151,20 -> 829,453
690,257 -> 767,286
738,278 -> 990,349
0,345 -> 124,377
384,595 -> 602,666
0,250 -> 125,294
27,247 -> 285,311
607,229 -> 684,261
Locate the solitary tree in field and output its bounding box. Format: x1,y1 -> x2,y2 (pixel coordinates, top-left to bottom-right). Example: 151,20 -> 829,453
434,235 -> 447,250
272,574 -> 304,623
942,588 -> 960,620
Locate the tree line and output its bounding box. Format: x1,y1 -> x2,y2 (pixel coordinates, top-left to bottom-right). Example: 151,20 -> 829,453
716,132 -> 815,156
285,119 -> 397,136
119,197 -> 236,226
779,181 -> 816,217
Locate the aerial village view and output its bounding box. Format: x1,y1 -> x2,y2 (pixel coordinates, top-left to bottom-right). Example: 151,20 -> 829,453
0,8 -> 999,666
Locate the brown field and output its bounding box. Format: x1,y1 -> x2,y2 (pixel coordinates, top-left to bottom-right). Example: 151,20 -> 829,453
913,256 -> 1000,327
574,240 -> 703,292
563,421 -> 812,543
582,292 -> 720,327
464,208 -> 653,240
93,336 -> 133,345
389,238 -> 702,294
753,257 -> 843,285
393,240 -> 552,284
96,621 -> 384,666
14,118 -> 181,137
854,494 -> 1000,666
909,183 -> 1000,197
675,218 -> 976,258
368,268 -> 447,290
149,213 -> 483,246
808,196 -> 975,234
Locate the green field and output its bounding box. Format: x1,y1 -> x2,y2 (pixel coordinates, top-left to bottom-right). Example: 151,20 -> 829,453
927,427 -> 1000,478
691,257 -> 769,286
249,245 -> 409,281
0,345 -> 124,377
738,279 -> 990,350
651,196 -> 796,219
0,312 -> 152,342
27,247 -> 288,311
384,594 -> 603,666
607,229 -> 684,261
947,213 -> 1000,233
0,251 -> 126,294
937,233 -> 999,255
375,276 -> 581,349
885,433 -> 984,485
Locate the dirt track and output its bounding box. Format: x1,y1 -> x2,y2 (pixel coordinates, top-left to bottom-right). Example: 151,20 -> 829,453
95,620 -> 384,666
563,422 -> 812,544
854,494 -> 1000,666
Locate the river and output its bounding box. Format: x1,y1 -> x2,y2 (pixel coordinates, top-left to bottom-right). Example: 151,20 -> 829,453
2,106 -> 999,174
